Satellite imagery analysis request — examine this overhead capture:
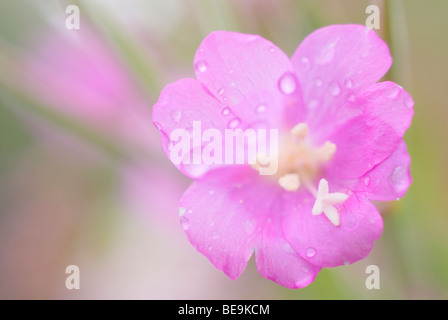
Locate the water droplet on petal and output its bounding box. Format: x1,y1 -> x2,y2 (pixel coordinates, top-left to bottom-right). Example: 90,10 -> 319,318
344,78 -> 353,88
217,88 -> 225,95
221,107 -> 230,116
330,82 -> 341,96
269,47 -> 275,53
301,56 -> 310,65
180,217 -> 190,230
315,78 -> 323,87
305,247 -> 316,258
208,189 -> 215,195
195,60 -> 207,72
228,118 -> 240,129
171,110 -> 182,123
178,207 -> 186,217
387,88 -> 400,99
256,103 -> 267,114
278,72 -> 297,95
405,97 -> 414,108
244,220 -> 255,234
364,177 -> 371,186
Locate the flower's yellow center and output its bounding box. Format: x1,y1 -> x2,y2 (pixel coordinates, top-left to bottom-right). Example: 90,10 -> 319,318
252,122 -> 348,226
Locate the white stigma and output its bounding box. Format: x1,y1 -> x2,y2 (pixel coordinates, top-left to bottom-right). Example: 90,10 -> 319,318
312,178 -> 348,226
278,173 -> 300,192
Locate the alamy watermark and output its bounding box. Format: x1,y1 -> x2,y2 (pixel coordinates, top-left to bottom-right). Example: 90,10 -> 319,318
169,121 -> 279,175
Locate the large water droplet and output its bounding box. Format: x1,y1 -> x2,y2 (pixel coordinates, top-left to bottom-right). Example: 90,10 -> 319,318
171,110 -> 182,123
256,103 -> 267,114
278,72 -> 297,95
180,217 -> 190,230
228,118 -> 240,128
221,107 -> 230,116
195,60 -> 207,72
305,247 -> 316,258
330,82 -> 341,96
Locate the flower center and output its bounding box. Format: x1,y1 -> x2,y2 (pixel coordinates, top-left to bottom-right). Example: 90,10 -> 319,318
274,122 -> 336,190
252,122 -> 347,226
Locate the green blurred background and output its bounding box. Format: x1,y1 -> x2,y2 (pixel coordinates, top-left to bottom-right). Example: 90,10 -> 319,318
0,0 -> 447,299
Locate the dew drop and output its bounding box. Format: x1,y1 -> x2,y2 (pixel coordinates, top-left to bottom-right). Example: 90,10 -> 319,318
256,103 -> 267,114
171,110 -> 182,123
180,216 -> 190,230
208,189 -> 215,195
330,82 -> 341,96
364,177 -> 371,187
301,56 -> 310,65
387,88 -> 400,99
228,118 -> 240,128
315,78 -> 323,87
217,88 -> 225,95
221,107 -> 230,116
278,72 -> 297,95
178,207 -> 186,217
195,60 -> 207,72
305,247 -> 316,258
405,97 -> 414,108
344,78 -> 353,88
269,47 -> 275,53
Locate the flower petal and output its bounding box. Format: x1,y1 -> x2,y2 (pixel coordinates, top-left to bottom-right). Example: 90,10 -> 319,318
291,25 -> 392,131
282,191 -> 383,268
322,114 -> 401,180
179,167 -> 278,280
358,81 -> 414,137
152,78 -> 229,178
255,215 -> 321,289
194,31 -> 304,129
347,140 -> 412,201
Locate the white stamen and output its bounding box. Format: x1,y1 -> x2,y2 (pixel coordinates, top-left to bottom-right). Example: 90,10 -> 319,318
278,173 -> 300,192
312,179 -> 348,226
291,123 -> 309,142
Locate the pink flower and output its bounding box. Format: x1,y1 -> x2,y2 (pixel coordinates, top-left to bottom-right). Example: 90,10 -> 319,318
152,25 -> 413,288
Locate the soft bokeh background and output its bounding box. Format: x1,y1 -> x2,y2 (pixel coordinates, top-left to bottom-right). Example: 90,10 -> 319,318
0,0 -> 447,299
